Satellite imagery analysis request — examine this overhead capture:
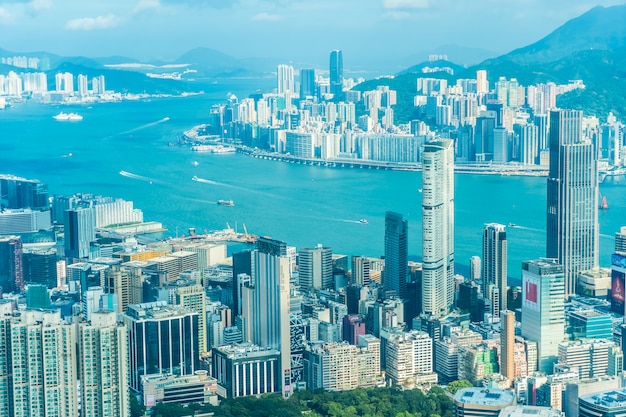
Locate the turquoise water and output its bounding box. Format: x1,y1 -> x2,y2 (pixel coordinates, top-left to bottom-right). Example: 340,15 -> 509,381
1,84 -> 624,285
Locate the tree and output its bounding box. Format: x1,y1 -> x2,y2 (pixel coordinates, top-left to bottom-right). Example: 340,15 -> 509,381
130,395 -> 146,417
445,380 -> 473,395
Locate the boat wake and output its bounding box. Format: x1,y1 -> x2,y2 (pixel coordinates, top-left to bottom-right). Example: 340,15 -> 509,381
513,225 -> 542,233
192,176 -> 220,185
119,170 -> 156,184
192,176 -> 277,198
335,219 -> 367,224
105,117 -> 170,139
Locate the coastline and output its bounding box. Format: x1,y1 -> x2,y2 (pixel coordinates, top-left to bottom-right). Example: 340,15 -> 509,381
179,124 -> 550,177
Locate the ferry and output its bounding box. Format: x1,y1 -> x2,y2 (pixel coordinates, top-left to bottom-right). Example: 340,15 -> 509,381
212,145 -> 236,154
53,112 -> 83,121
359,219 -> 368,224
217,199 -> 234,207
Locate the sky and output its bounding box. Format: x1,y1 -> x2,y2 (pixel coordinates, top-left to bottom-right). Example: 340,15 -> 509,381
0,0 -> 625,68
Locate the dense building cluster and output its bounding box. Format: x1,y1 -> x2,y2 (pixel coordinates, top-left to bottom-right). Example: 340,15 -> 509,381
190,53 -> 624,176
2,50 -> 626,417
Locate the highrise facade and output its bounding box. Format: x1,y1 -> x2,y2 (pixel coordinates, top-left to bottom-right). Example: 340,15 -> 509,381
303,342 -> 359,391
277,64 -> 294,95
79,311 -> 129,417
175,283 -> 207,353
546,109 -> 599,296
123,301 -> 199,391
22,248 -> 57,289
240,237 -> 291,396
500,310 -> 515,385
421,139 -> 454,317
0,235 -> 23,293
298,244 -> 333,292
384,211 -> 408,299
329,50 -> 343,99
482,223 -> 508,316
521,259 -> 565,373
64,207 -> 96,259
300,68 -> 316,98
7,309 -> 78,417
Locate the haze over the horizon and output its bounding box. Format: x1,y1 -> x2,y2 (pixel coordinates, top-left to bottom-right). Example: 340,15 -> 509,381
1,0 -> 625,67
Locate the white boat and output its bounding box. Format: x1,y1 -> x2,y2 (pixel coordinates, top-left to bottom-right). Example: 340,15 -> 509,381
359,219 -> 368,224
53,112 -> 83,121
217,199 -> 234,207
212,146 -> 236,154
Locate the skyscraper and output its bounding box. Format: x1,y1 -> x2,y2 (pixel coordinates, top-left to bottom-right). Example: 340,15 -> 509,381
546,109 -> 599,296
329,50 -> 343,99
384,211 -> 408,299
421,139 -> 454,317
22,248 -> 57,289
298,244 -> 333,292
482,223 -> 508,317
79,311 -> 130,417
0,235 -> 23,293
500,310 -> 515,385
300,68 -> 316,98
521,259 -> 565,373
175,283 -> 207,353
8,309 -> 78,417
240,237 -> 291,396
123,301 -> 199,391
277,64 -> 294,95
64,207 -> 96,259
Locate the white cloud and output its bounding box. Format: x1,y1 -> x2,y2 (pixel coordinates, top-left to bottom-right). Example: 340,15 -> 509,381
251,12 -> 281,21
382,10 -> 412,19
65,13 -> 122,30
0,6 -> 10,22
133,0 -> 161,14
382,0 -> 428,9
27,0 -> 51,12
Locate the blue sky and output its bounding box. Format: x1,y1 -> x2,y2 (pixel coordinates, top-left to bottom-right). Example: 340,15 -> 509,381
0,0 -> 624,66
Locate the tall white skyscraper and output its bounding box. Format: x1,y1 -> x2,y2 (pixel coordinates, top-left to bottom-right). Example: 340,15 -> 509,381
77,74 -> 88,96
521,259 -> 565,374
79,311 -> 130,417
421,139 -> 455,317
476,70 -> 488,95
54,72 -> 73,93
277,64 -> 295,95
546,109 -> 599,296
92,75 -> 105,94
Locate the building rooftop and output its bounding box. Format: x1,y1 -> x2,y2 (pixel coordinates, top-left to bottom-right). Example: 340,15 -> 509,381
214,342 -> 280,360
499,405 -> 562,417
454,388 -> 516,407
580,388 -> 626,409
125,301 -> 196,320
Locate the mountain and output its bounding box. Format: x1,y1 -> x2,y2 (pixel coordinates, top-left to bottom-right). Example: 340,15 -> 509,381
50,63 -> 194,95
354,4 -> 626,123
174,47 -> 279,78
501,5 -> 626,65
397,59 -> 466,76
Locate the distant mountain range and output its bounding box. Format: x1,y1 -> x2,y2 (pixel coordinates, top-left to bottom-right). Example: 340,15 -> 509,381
355,4 -> 626,122
2,5 -> 626,114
